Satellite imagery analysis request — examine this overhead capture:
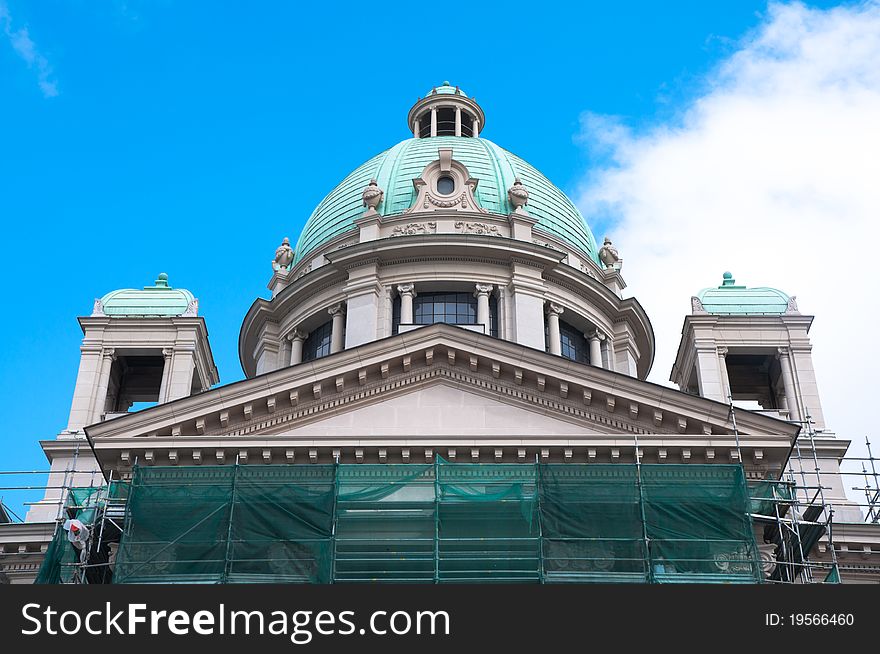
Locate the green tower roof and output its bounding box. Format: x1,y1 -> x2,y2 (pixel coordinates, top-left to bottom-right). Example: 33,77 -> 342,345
294,136 -> 599,264
426,81 -> 468,97
696,272 -> 791,315
100,273 -> 195,317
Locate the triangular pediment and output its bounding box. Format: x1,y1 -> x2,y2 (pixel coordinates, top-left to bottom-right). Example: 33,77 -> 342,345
85,323 -> 798,473
272,380 -> 596,438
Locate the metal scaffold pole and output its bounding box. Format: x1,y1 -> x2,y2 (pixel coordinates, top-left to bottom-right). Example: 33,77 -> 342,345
633,432 -> 652,583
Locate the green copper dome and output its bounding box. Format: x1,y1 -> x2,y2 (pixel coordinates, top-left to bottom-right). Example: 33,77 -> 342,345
100,273 -> 195,317
427,81 -> 468,97
294,136 -> 599,264
697,272 -> 791,315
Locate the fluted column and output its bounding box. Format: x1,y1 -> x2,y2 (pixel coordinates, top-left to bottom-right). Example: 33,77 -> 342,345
288,329 -> 306,366
777,348 -> 800,422
718,346 -> 732,402
455,106 -> 462,136
545,303 -> 564,356
474,284 -> 494,334
329,304 -> 345,354
588,329 -> 605,368
397,284 -> 416,324
430,107 -> 437,137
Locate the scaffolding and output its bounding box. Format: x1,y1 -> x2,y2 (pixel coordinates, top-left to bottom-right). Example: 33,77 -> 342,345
102,460 -> 763,584
4,430 -> 878,585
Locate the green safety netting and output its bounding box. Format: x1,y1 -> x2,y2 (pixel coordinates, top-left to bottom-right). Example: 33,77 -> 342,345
748,479 -> 794,517
113,462 -> 762,584
114,466 -> 335,583
34,526 -> 79,584
34,481 -> 129,584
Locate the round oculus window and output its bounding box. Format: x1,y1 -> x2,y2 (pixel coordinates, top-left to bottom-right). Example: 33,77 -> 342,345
437,175 -> 455,195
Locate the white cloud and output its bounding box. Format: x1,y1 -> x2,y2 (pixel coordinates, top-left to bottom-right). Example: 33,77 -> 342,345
1,1 -> 58,97
578,1 -> 880,504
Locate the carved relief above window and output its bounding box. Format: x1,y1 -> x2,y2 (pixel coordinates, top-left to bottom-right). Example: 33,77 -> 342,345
455,221 -> 500,236
390,222 -> 437,237
405,147 -> 487,215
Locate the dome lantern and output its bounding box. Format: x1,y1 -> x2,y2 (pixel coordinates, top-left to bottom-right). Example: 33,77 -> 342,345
407,82 -> 485,138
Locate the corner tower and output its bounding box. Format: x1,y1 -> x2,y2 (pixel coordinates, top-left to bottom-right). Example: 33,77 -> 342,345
66,273 -> 219,433
26,274 -> 219,522
671,272 -> 824,428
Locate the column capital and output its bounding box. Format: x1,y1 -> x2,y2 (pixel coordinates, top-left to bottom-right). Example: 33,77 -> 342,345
102,347 -> 117,360
474,283 -> 494,297
287,329 -> 307,342
396,283 -> 417,298
161,347 -> 174,359
587,329 -> 606,342
717,346 -> 728,357
776,346 -> 790,358
328,303 -> 345,318
545,302 -> 564,316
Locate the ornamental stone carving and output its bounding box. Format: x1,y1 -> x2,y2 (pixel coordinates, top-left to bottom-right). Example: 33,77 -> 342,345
757,543 -> 777,577
272,237 -> 295,273
533,238 -> 562,251
598,236 -> 622,270
327,303 -> 345,318
785,296 -> 799,314
91,299 -> 105,317
182,299 -> 199,317
587,329 -> 606,342
390,222 -> 437,237
691,296 -> 707,313
287,329 -> 306,342
295,263 -> 312,280
579,263 -> 597,279
454,221 -> 500,236
405,148 -> 487,216
507,178 -> 529,213
361,179 -> 384,215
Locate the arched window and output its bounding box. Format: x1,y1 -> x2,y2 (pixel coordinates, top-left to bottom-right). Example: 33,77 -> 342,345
303,320 -> 332,362
393,292 -> 498,336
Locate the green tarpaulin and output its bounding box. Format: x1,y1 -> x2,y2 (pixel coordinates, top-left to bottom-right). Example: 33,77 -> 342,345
113,461 -> 761,584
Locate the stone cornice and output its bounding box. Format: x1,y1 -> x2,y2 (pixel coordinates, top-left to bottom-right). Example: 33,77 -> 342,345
671,313 -> 819,387
77,315 -> 219,387
241,234 -> 571,377
0,521 -> 55,544
545,268 -> 654,378
239,265 -> 349,376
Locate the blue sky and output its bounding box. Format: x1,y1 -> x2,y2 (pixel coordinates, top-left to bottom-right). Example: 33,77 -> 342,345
0,0 -> 868,517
